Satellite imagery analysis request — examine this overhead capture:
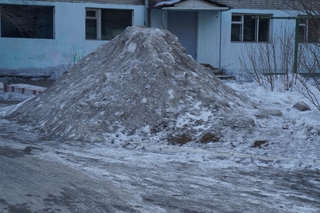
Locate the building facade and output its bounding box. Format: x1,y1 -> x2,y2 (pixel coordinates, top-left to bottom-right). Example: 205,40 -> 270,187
0,0 -> 316,77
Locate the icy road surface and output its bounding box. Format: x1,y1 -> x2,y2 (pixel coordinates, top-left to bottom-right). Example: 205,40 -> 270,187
0,119 -> 320,213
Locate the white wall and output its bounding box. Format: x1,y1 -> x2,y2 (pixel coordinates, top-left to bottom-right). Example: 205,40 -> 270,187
0,1 -> 145,72
219,9 -> 297,74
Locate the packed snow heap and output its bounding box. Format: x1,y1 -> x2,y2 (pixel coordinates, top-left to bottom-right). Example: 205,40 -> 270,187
9,26 -> 256,144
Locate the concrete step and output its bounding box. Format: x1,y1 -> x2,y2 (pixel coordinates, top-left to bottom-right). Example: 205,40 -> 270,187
201,64 -> 235,80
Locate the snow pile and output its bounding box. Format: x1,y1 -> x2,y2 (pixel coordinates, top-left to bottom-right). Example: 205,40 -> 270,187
7,26 -> 256,143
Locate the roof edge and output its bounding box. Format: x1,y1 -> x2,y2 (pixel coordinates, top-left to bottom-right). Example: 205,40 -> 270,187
150,0 -> 231,10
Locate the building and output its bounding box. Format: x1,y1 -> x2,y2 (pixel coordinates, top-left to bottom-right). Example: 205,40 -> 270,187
0,0 -> 317,78
0,0 -> 146,78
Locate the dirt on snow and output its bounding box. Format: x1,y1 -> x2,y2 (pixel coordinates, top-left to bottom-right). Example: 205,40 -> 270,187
7,26 -> 256,144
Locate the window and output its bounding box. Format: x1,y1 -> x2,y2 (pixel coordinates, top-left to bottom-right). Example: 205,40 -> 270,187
0,4 -> 54,39
231,14 -> 271,42
86,8 -> 132,40
298,17 -> 320,42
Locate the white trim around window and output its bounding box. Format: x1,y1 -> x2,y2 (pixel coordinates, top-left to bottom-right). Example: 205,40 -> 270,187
85,8 -> 133,40
231,14 -> 272,42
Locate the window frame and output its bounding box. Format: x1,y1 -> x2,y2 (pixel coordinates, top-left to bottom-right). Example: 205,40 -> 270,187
0,4 -> 55,39
85,8 -> 100,40
231,13 -> 271,43
85,8 -> 133,41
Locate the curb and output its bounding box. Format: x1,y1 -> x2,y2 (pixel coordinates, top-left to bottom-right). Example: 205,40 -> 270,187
4,84 -> 46,95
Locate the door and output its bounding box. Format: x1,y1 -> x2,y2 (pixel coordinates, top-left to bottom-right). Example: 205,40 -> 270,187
168,11 -> 197,59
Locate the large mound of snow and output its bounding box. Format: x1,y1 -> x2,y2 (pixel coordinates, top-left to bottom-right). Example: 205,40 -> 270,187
8,26 -> 256,143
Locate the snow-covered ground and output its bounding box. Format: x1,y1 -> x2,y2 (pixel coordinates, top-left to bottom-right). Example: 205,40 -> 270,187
224,80 -> 320,169
1,78 -> 320,212
1,78 -> 319,170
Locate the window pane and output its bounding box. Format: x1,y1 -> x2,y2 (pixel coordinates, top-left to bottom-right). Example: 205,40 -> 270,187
258,18 -> 269,42
308,19 -> 320,42
86,19 -> 97,39
231,23 -> 242,41
86,10 -> 96,18
298,25 -> 306,42
299,18 -> 306,25
101,9 -> 132,40
243,15 -> 256,41
232,15 -> 241,22
36,7 -> 54,39
1,5 -> 54,39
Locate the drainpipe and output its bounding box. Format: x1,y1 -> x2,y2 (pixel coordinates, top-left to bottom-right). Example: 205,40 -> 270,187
293,18 -> 299,74
219,11 -> 222,70
145,0 -> 150,27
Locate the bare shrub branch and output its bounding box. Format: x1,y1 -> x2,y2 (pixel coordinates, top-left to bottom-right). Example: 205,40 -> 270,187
238,27 -> 297,92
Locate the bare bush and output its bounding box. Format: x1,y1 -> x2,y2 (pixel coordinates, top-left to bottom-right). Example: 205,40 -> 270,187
239,28 -> 298,92
296,76 -> 320,110
295,43 -> 320,110
286,0 -> 320,110
239,21 -> 320,110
